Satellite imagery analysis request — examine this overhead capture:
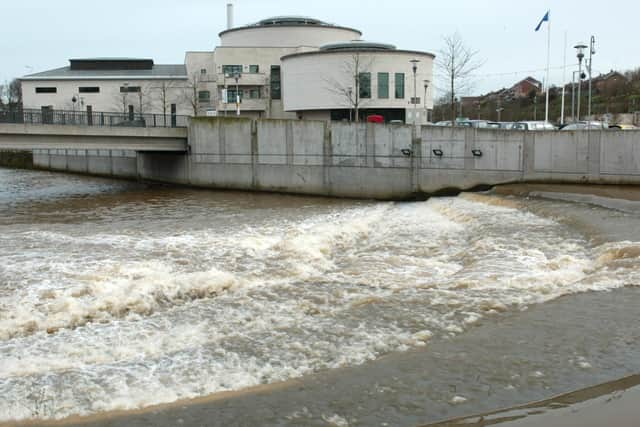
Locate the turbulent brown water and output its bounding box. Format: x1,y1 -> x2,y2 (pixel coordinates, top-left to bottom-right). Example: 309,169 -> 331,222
0,168 -> 639,425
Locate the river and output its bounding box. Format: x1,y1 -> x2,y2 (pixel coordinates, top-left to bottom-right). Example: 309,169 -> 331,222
0,167 -> 639,426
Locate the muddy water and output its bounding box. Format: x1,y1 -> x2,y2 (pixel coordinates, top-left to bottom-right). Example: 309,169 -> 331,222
0,168 -> 639,425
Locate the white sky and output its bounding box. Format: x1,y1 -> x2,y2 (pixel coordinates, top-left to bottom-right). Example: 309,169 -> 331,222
2,0 -> 636,96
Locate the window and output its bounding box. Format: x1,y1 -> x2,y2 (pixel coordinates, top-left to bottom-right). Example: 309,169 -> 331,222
120,86 -> 141,93
79,87 -> 100,93
249,65 -> 259,73
395,73 -> 405,99
35,87 -> 56,94
200,68 -> 207,75
270,65 -> 281,100
359,72 -> 371,99
198,90 -> 211,103
377,73 -> 389,99
227,89 -> 243,102
249,88 -> 260,99
223,65 -> 243,76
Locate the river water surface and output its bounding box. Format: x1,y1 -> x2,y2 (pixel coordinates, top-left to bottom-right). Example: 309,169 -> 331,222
0,168 -> 639,425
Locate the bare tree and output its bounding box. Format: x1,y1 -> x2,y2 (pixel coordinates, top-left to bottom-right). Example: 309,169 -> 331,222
437,32 -> 483,125
152,80 -> 177,118
324,52 -> 374,122
2,79 -> 23,110
182,73 -> 201,116
112,83 -> 152,116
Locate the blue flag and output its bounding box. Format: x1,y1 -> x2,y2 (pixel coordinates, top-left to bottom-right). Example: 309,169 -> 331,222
535,10 -> 550,31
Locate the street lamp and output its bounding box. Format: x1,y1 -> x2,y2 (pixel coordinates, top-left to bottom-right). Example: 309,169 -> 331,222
571,70 -> 580,122
588,36 -> 596,119
423,79 -> 430,122
574,43 -> 588,121
233,72 -> 241,116
410,59 -> 420,126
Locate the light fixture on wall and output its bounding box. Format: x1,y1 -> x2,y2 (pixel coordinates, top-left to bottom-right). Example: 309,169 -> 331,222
432,149 -> 443,157
471,149 -> 483,157
401,148 -> 413,157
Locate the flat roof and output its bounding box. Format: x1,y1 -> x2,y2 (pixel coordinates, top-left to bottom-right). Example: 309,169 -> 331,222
22,64 -> 187,81
281,48 -> 436,61
219,15 -> 362,37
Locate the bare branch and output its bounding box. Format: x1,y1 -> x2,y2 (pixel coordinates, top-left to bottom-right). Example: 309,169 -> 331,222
436,32 -> 484,124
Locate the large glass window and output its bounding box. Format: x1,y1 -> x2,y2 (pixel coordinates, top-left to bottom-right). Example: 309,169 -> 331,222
395,73 -> 405,99
35,87 -> 57,94
377,72 -> 389,99
249,65 -> 259,73
359,72 -> 371,99
223,65 -> 243,75
79,87 -> 100,93
270,65 -> 281,100
227,89 -> 243,102
249,88 -> 260,99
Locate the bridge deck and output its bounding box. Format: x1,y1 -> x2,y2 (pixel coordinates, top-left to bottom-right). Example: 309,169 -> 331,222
0,123 -> 188,152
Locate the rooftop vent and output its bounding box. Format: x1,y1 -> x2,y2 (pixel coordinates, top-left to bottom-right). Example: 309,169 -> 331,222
69,58 -> 154,71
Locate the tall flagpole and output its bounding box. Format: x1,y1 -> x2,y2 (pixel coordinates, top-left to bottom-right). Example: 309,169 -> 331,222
544,11 -> 551,123
560,31 -> 567,125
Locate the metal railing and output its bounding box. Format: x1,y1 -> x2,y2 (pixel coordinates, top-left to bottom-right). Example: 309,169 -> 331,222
0,108 -> 190,128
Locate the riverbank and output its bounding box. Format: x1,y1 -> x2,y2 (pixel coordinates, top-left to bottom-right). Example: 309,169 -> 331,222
0,150 -> 32,169
427,374 -> 640,427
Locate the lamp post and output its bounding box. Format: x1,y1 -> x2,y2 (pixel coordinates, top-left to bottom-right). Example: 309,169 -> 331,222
571,70 -> 579,122
574,43 -> 587,121
588,36 -> 596,119
410,59 -> 420,126
234,72 -> 241,116
423,79 -> 430,122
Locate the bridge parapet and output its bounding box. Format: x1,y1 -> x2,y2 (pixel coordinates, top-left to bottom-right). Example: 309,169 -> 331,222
0,123 -> 188,152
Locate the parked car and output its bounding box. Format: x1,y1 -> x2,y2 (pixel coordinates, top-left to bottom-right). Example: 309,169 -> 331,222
608,123 -> 638,130
498,122 -> 515,129
433,120 -> 471,127
560,121 -> 608,131
513,121 -> 556,131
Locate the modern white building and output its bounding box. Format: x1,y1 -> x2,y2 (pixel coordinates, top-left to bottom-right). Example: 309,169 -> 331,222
21,8 -> 434,124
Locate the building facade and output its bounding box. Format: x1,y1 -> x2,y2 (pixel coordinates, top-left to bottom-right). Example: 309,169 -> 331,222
21,11 -> 434,124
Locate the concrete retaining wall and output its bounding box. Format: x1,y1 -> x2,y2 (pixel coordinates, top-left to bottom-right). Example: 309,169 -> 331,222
25,117 -> 640,199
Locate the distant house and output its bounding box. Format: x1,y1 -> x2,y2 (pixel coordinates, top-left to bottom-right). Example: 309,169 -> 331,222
593,70 -> 627,92
509,76 -> 542,98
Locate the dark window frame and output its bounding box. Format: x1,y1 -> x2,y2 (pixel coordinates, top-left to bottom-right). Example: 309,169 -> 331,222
120,86 -> 141,93
223,65 -> 243,76
359,72 -> 371,99
395,73 -> 405,99
35,87 -> 57,94
270,65 -> 281,100
377,72 -> 389,99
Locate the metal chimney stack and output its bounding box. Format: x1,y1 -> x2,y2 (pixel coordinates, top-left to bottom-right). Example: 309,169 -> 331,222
227,3 -> 234,29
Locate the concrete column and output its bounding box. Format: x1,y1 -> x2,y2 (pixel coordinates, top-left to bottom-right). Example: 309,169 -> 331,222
522,132 -> 536,180
323,121 -> 332,191
251,120 -> 259,188
464,128 -> 475,171
218,121 -> 226,164
285,121 -> 294,165
411,127 -> 422,194
587,130 -> 602,179
365,123 -> 375,168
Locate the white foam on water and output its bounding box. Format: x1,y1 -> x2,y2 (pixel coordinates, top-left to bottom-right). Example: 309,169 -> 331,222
1,194 -> 638,421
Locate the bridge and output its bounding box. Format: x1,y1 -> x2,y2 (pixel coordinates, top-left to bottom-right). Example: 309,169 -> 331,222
0,108 -> 188,152
0,123 -> 188,152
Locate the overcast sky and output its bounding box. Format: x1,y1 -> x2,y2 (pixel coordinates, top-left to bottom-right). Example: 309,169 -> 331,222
2,0 -> 637,96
